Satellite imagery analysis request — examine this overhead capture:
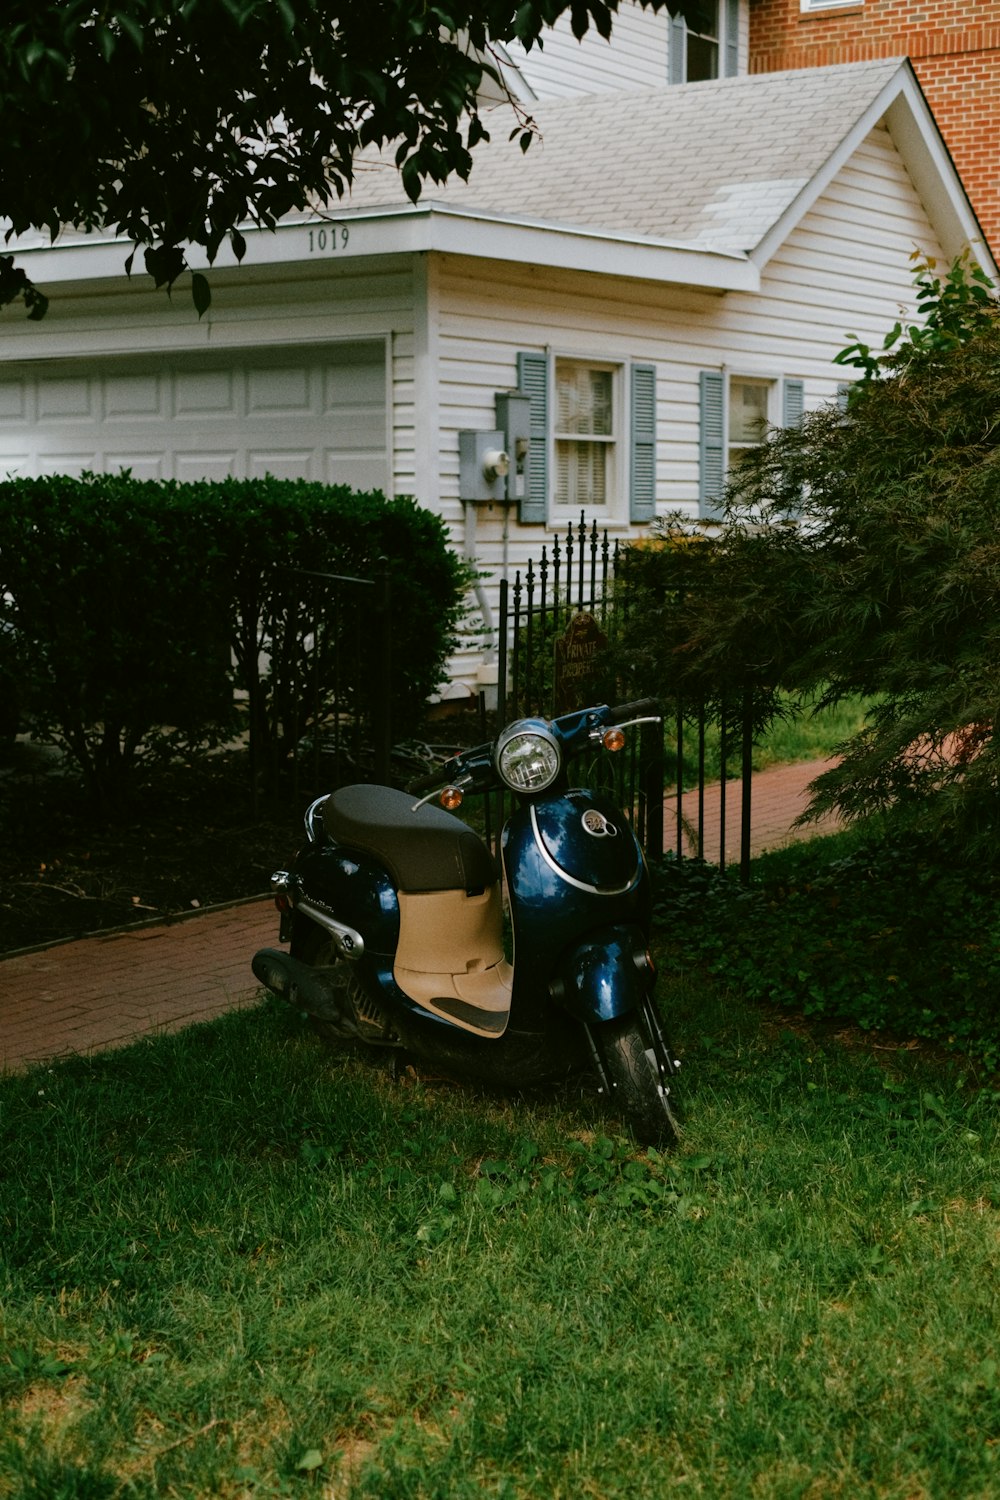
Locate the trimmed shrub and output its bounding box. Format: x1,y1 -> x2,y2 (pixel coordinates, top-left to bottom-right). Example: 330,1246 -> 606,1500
214,480 -> 469,783
0,474 -> 468,809
1,473 -> 234,808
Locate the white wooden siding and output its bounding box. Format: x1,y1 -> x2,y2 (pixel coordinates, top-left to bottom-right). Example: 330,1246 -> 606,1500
509,0 -> 748,99
428,122 -> 944,665
505,1 -> 669,97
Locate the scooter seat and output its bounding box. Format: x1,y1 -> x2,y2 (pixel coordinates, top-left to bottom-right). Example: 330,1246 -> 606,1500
322,784 -> 499,894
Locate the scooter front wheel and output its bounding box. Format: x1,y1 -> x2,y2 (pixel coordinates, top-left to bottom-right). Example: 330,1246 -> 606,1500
594,1014 -> 682,1149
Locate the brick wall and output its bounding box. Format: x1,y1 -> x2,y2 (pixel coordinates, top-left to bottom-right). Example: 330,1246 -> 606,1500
750,1 -> 1000,258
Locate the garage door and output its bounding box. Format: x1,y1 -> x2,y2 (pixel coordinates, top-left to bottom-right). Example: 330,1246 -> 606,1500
0,341 -> 389,491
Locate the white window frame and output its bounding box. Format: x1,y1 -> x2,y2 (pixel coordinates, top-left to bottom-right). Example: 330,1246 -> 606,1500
726,373 -> 778,476
550,355 -> 626,524
669,1 -> 738,85
800,0 -> 861,12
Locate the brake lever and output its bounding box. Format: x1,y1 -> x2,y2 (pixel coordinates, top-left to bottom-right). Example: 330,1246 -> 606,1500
410,773 -> 474,812
588,713 -> 663,744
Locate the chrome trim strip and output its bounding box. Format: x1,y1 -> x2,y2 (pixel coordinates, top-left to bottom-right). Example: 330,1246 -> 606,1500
304,795 -> 327,843
529,805 -> 636,897
295,895 -> 366,959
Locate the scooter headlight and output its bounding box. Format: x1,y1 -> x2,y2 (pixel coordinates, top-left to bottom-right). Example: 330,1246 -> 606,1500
495,720 -> 562,793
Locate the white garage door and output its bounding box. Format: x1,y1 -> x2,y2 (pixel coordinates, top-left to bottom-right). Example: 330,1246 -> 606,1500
0,341 -> 389,491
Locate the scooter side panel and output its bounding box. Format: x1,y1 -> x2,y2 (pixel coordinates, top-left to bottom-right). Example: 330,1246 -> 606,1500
292,842 -> 471,1032
293,842 -> 400,956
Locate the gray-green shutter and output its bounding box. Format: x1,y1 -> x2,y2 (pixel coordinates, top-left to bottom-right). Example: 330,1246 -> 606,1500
699,370 -> 725,520
725,0 -> 739,76
782,378 -> 805,429
668,13 -> 686,85
516,351 -> 549,525
836,381 -> 851,413
630,363 -> 657,523
783,378 -> 806,518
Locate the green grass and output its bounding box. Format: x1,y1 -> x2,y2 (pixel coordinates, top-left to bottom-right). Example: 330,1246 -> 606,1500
671,691 -> 871,787
3,987 -> 1000,1497
750,692 -> 871,772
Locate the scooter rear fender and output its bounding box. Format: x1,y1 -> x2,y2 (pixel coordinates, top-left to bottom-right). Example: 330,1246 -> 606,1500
553,924 -> 653,1025
291,840 -> 400,957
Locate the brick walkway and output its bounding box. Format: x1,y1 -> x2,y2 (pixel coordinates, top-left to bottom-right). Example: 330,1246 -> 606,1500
0,759 -> 840,1073
1,899 -> 279,1073
676,754 -> 842,866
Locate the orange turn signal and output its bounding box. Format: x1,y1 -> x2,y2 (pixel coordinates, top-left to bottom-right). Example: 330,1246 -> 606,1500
440,785 -> 465,811
602,728 -> 626,753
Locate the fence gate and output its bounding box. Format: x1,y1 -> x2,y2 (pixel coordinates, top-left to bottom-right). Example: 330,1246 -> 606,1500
495,514 -> 757,879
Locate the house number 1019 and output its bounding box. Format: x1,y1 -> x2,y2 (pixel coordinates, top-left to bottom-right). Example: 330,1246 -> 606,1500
308,226 -> 350,253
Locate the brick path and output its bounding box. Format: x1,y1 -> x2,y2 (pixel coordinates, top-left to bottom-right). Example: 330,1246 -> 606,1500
676,754 -> 842,865
1,899 -> 279,1073
0,759 -> 840,1073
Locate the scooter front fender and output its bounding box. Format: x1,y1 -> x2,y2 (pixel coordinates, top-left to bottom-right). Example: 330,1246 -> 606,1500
554,925 -> 652,1025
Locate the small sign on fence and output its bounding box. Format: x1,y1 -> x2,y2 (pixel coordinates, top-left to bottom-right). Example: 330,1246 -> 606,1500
553,611 -> 608,713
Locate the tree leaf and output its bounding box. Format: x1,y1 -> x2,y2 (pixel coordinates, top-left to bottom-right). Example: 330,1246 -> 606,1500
191,272 -> 212,318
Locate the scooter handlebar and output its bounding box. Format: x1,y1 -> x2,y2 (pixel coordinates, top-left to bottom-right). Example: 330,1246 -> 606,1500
407,704 -> 658,796
606,697 -> 662,723
410,764 -> 451,794
409,739 -> 494,795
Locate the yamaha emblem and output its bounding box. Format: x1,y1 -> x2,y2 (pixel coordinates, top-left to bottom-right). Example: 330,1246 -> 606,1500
582,809 -> 618,838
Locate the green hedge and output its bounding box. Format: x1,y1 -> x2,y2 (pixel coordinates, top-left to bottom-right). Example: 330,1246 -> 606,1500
0,474 -> 468,809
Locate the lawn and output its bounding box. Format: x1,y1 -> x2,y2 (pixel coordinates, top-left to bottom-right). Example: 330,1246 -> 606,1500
673,690 -> 872,788
3,977 -> 999,1498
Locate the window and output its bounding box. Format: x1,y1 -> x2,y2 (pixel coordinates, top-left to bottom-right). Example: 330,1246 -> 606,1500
515,352 -> 657,526
698,370 -> 803,519
668,0 -> 739,85
554,361 -> 615,510
727,376 -> 771,471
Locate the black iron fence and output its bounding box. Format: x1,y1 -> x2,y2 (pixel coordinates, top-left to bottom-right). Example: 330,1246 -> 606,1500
273,520 -> 759,880
497,514 -> 758,879
254,563 -> 392,810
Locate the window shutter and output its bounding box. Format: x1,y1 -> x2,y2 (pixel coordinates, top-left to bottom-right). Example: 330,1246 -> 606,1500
668,13 -> 686,85
516,351 -> 549,525
836,382 -> 851,413
782,378 -> 806,519
699,370 -> 725,520
782,378 -> 805,429
725,0 -> 739,76
629,363 -> 656,523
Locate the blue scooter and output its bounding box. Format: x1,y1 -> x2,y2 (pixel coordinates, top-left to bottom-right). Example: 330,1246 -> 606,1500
252,698 -> 681,1145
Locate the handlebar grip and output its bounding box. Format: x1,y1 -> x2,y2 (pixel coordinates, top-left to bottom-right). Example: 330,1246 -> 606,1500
608,697 -> 662,721
409,766 -> 447,794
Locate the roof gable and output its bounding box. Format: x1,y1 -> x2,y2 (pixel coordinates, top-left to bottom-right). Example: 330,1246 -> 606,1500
344,58 -> 992,277
6,58 -> 991,297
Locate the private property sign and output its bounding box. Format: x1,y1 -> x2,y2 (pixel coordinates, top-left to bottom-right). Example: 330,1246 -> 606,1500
554,611 -> 607,712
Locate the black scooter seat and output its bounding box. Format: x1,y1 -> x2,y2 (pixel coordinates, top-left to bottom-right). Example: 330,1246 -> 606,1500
322,784 -> 499,894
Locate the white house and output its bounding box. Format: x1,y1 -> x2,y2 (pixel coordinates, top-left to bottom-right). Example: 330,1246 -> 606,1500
0,40 -> 992,691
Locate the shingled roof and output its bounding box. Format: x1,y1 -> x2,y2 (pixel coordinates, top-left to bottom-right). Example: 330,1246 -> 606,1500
344,59 -> 908,257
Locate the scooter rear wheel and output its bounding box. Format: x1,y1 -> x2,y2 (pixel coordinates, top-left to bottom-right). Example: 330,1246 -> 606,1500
596,1014 -> 682,1149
